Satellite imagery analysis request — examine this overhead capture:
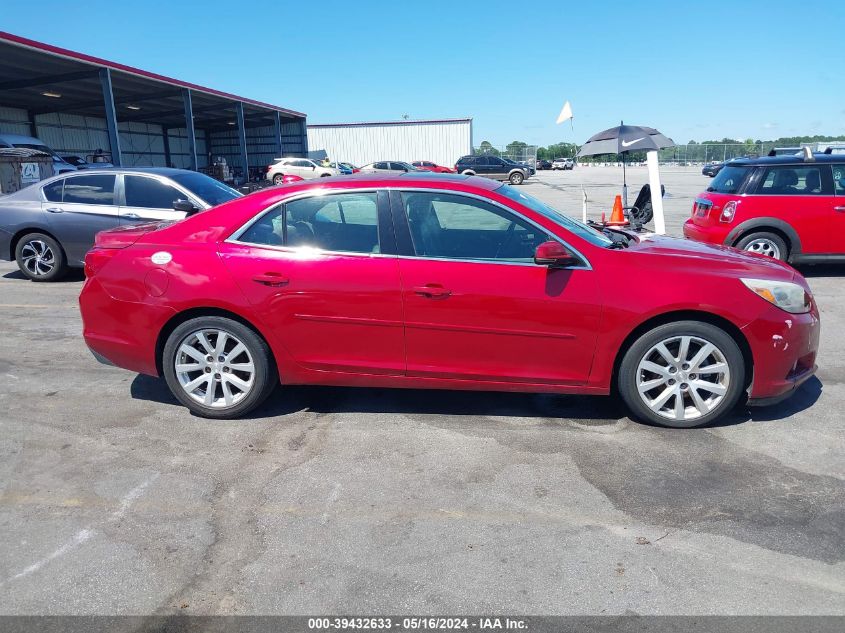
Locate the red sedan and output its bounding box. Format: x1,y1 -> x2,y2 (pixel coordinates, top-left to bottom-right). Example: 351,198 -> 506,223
79,174 -> 820,428
411,161 -> 456,173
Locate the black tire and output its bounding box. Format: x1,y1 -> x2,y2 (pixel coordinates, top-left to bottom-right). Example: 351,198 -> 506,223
14,232 -> 68,282
162,316 -> 277,419
509,171 -> 525,185
272,173 -> 285,185
320,173 -> 331,177
735,231 -> 788,261
461,170 -> 476,176
618,321 -> 745,428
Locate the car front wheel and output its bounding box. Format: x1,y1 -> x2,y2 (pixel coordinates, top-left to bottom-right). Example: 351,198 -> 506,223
618,321 -> 745,428
162,316 -> 277,419
509,171 -> 525,185
15,232 -> 67,282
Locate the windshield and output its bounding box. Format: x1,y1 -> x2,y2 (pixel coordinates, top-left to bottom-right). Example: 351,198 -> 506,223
170,172 -> 241,206
496,184 -> 613,247
707,165 -> 750,194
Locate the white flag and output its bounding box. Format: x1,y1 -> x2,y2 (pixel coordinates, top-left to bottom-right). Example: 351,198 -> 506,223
556,101 -> 573,125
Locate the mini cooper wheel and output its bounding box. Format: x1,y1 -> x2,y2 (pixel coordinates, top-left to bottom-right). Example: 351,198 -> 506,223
618,321 -> 745,428
162,316 -> 277,419
509,171 -> 525,185
15,232 -> 67,282
735,232 -> 787,261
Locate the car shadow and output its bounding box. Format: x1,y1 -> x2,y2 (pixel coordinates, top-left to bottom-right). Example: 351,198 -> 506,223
795,264 -> 845,278
129,373 -> 823,428
2,268 -> 85,282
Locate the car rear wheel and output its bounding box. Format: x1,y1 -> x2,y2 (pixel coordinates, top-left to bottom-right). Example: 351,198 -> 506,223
509,171 -> 525,185
735,232 -> 787,261
272,173 -> 285,185
15,232 -> 67,282
618,321 -> 745,428
162,316 -> 277,419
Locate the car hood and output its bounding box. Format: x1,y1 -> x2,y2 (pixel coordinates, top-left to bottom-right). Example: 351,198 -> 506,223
624,233 -> 797,281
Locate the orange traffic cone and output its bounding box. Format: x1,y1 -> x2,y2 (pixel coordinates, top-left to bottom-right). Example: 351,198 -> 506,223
607,195 -> 627,226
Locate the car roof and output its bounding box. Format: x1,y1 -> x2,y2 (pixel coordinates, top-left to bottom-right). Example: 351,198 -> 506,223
49,166 -> 198,176
726,154 -> 843,166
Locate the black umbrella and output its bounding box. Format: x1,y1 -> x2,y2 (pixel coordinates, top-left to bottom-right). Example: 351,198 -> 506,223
576,122 -> 675,205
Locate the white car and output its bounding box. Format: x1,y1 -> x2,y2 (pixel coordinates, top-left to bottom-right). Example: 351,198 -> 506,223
267,158 -> 337,184
358,161 -> 421,174
551,158 -> 574,170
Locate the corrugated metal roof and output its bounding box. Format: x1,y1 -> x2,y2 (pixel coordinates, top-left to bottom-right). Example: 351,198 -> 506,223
0,31 -> 305,118
308,118 -> 472,128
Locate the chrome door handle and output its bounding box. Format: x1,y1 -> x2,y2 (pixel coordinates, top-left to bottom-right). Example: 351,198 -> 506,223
45,207 -> 63,213
123,213 -> 141,219
252,273 -> 289,287
835,206 -> 845,213
413,285 -> 451,298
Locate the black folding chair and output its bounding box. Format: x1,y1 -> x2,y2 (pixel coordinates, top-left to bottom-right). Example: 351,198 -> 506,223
625,184 -> 665,225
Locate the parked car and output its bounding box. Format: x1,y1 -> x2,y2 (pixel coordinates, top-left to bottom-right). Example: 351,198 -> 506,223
552,158 -> 574,170
79,173 -> 818,428
683,154 -> 845,263
455,155 -> 529,184
0,167 -> 241,281
503,157 -> 536,176
266,157 -> 337,184
702,161 -> 725,177
61,154 -> 114,170
411,161 -> 455,173
536,159 -> 553,170
330,162 -> 359,175
0,133 -> 76,174
358,161 -> 422,173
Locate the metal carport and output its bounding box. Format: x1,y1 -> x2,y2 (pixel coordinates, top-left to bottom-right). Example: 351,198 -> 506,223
0,31 -> 307,180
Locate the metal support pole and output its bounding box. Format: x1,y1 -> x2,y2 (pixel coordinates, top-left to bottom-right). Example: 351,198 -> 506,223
162,126 -> 172,168
99,68 -> 122,166
273,111 -> 283,158
182,89 -> 197,171
26,110 -> 38,138
235,102 -> 249,183
300,118 -> 308,157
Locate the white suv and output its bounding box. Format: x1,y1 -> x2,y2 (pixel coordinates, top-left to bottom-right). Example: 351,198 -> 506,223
267,158 -> 338,184
552,158 -> 575,170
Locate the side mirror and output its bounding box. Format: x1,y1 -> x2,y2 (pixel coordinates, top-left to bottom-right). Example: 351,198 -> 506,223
534,240 -> 579,267
173,199 -> 199,215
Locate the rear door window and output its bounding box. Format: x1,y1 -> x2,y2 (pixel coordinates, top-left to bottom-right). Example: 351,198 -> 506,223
124,176 -> 184,209
62,174 -> 116,205
756,166 -> 832,196
238,193 -> 380,254
42,179 -> 64,202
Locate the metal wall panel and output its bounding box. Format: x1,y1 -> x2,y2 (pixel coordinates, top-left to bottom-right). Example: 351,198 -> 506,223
306,119 -> 472,167
0,106 -> 32,135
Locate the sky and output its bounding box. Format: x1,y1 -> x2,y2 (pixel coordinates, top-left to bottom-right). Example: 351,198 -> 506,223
2,0 -> 843,148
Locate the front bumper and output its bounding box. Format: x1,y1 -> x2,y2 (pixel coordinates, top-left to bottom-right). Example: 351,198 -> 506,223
743,302 -> 820,403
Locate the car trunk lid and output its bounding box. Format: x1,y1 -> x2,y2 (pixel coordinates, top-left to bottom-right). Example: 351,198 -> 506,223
94,221 -> 172,249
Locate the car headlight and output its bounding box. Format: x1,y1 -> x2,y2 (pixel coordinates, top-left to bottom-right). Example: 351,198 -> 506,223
741,278 -> 811,313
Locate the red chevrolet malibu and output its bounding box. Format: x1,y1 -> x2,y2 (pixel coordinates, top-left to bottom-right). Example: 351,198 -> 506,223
79,174 -> 820,428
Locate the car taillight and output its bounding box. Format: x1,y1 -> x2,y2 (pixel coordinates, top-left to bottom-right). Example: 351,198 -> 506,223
84,248 -> 119,278
720,200 -> 738,223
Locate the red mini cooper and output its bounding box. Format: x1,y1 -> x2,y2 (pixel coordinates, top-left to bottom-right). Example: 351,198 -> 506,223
80,174 -> 820,428
683,154 -> 845,263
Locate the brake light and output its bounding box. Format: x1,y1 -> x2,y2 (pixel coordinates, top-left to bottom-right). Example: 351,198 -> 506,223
720,200 -> 738,223
84,247 -> 119,278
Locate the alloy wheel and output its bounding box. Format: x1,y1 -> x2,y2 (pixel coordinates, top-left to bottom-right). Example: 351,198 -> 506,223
635,335 -> 731,423
20,240 -> 55,277
743,238 -> 780,259
175,329 -> 256,408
